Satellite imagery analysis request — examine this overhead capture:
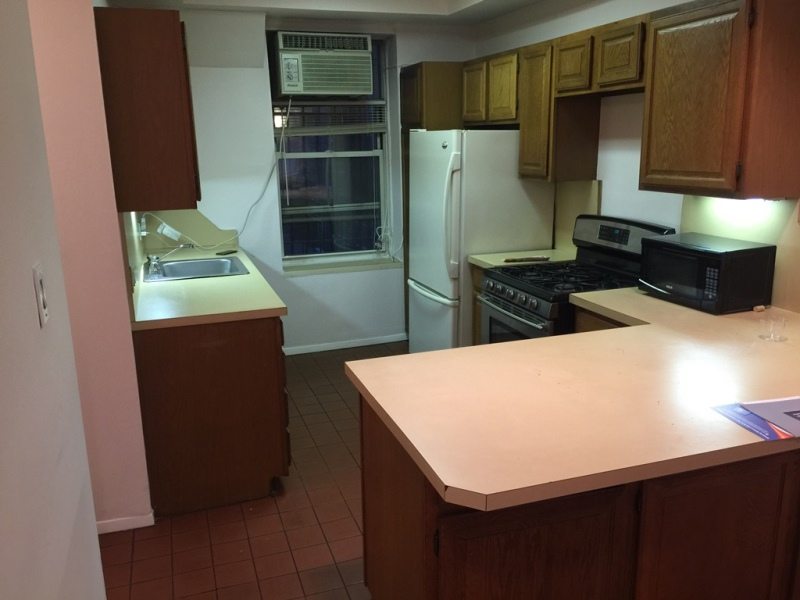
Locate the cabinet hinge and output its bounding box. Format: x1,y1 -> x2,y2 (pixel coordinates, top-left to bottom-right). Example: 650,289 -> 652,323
748,6 -> 756,27
735,162 -> 743,181
433,529 -> 440,557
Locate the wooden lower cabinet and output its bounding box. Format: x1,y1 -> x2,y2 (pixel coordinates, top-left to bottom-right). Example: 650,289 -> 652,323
439,485 -> 638,600
362,398 -> 800,599
133,317 -> 289,515
637,453 -> 800,600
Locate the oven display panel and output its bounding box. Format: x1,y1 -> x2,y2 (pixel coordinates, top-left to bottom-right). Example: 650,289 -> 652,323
598,224 -> 630,246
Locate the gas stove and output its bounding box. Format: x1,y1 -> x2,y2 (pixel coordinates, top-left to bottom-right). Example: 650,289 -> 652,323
478,215 -> 675,342
488,261 -> 638,303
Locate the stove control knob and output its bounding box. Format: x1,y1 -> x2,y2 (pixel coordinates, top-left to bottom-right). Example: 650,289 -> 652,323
529,297 -> 538,309
486,281 -> 495,291
506,289 -> 515,300
495,284 -> 504,295
518,293 -> 527,305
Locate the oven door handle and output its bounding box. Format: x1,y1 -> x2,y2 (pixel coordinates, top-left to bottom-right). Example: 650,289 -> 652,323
477,294 -> 545,330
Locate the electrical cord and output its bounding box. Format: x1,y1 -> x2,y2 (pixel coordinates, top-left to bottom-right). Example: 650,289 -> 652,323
141,99 -> 287,251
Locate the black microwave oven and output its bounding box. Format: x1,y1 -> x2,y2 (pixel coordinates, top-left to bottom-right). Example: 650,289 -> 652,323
638,233 -> 776,314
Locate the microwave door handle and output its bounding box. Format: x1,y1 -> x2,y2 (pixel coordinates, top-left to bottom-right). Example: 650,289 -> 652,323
638,278 -> 671,295
477,294 -> 545,330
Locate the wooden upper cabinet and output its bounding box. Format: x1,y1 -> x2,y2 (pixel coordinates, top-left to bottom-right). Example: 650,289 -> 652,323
463,52 -> 518,123
554,34 -> 593,92
462,61 -> 487,122
595,22 -> 643,87
487,52 -> 518,121
94,8 -> 201,212
641,0 -> 800,198
518,43 -> 552,178
400,62 -> 462,130
400,65 -> 422,126
554,18 -> 645,96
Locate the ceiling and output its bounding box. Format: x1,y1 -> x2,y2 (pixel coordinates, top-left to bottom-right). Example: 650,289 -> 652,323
108,0 -> 552,24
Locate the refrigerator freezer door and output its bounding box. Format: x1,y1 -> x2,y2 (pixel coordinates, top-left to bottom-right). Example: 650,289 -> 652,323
407,279 -> 459,353
409,130 -> 462,299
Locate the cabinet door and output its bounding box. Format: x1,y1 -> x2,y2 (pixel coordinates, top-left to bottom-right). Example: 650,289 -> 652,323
636,452 -> 800,600
595,22 -> 643,87
554,35 -> 592,93
518,43 -> 552,178
94,8 -> 200,212
400,64 -> 422,127
639,0 -> 748,194
462,61 -> 487,122
133,318 -> 287,515
439,485 -> 638,599
487,53 -> 518,121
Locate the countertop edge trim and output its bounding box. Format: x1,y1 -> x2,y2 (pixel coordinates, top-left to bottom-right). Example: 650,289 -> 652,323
132,307 -> 287,331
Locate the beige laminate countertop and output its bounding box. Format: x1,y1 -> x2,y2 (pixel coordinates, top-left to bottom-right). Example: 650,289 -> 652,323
346,287 -> 800,511
132,249 -> 286,331
468,247 -> 577,269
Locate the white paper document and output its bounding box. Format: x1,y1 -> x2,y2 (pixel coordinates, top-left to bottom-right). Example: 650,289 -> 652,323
741,396 -> 800,436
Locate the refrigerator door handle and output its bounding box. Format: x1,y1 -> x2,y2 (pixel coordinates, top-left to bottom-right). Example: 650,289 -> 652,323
443,151 -> 462,280
408,279 -> 460,307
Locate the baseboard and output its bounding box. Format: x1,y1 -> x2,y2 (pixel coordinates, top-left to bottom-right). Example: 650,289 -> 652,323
284,333 -> 407,356
97,511 -> 155,535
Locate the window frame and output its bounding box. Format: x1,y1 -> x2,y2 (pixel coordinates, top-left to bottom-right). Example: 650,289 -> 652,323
271,36 -> 392,270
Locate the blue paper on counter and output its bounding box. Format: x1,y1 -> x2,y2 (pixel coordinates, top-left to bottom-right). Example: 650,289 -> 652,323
714,404 -> 793,441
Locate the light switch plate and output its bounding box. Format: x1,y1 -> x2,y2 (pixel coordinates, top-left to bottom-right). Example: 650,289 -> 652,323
32,263 -> 49,328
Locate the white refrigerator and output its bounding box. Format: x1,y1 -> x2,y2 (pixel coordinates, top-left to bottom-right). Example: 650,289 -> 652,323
408,129 -> 555,352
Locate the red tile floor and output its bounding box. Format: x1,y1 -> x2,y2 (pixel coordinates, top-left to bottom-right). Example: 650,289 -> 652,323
99,342 -> 407,600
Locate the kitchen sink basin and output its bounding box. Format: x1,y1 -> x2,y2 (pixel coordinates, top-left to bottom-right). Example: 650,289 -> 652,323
144,256 -> 249,282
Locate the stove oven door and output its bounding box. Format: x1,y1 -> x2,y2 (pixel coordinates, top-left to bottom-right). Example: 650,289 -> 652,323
477,294 -> 554,343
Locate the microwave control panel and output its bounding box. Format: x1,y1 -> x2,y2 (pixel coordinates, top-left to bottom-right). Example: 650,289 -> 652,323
704,267 -> 720,300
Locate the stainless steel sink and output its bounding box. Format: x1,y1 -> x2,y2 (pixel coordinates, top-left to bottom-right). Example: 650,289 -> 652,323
143,256 -> 249,282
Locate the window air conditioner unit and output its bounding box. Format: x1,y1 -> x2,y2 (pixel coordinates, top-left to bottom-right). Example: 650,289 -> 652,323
277,31 -> 373,96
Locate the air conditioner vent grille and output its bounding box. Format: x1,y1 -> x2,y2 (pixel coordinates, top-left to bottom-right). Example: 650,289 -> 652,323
273,103 -> 386,134
279,32 -> 371,52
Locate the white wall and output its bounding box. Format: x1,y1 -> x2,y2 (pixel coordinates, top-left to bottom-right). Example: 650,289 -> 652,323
28,0 -> 154,533
185,10 -> 473,353
0,0 -> 105,597
476,0 -> 687,56
597,94 -> 683,229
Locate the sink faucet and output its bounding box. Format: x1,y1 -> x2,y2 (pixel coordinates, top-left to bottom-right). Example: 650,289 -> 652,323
146,255 -> 162,276
146,243 -> 194,276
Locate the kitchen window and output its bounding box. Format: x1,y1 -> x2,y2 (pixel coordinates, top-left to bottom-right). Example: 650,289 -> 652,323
272,38 -> 390,267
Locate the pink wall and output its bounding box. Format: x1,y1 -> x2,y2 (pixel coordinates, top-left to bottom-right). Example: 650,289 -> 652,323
0,0 -> 105,596
27,0 -> 153,531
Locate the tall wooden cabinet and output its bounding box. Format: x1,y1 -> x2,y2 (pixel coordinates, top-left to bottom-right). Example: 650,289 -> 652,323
94,8 -> 201,212
640,0 -> 800,198
518,43 -> 553,178
133,317 -> 289,515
